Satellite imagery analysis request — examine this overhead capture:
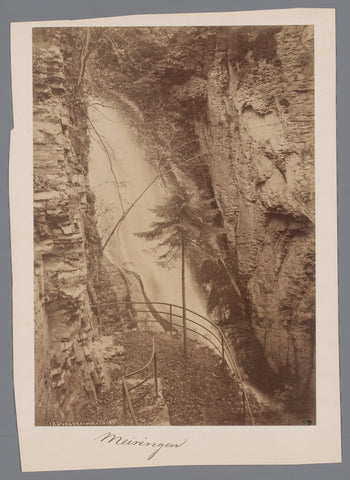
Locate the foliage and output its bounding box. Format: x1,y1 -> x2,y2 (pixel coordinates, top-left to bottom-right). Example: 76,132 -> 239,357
272,378 -> 301,404
135,185 -> 220,267
200,260 -> 241,318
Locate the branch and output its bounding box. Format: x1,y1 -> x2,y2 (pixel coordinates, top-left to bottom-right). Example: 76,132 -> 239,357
101,174 -> 159,251
101,148 -> 209,251
219,258 -> 242,300
75,28 -> 91,92
90,104 -> 120,123
83,110 -> 125,214
101,132 -> 173,251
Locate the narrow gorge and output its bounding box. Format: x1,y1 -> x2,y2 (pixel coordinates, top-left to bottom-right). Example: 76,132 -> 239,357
33,25 -> 315,426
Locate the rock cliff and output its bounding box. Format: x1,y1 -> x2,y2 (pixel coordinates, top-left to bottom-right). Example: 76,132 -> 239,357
89,26 -> 315,410
200,26 -> 315,406
33,29 -> 113,424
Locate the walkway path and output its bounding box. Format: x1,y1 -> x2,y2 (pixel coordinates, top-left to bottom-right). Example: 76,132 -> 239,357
78,329 -> 243,426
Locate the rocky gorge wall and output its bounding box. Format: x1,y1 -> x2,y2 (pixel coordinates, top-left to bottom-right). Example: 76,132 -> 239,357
92,25 -> 315,408
33,30 -> 113,424
199,26 -> 315,404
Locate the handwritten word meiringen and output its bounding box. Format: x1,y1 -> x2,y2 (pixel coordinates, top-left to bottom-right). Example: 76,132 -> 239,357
95,431 -> 188,460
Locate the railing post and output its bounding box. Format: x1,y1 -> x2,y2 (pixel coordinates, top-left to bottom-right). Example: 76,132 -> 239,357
153,350 -> 159,398
221,333 -> 225,364
169,304 -> 173,333
122,382 -> 127,422
242,388 -> 246,425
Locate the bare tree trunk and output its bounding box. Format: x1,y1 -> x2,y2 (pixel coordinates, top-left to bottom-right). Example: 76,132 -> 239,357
182,233 -> 187,356
75,28 -> 91,92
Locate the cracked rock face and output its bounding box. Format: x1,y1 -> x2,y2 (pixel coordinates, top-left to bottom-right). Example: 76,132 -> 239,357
202,26 -> 315,400
33,35 -> 109,424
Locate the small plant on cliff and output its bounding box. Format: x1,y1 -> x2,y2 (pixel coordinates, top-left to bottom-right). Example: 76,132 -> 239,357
200,260 -> 242,323
135,186 -> 219,355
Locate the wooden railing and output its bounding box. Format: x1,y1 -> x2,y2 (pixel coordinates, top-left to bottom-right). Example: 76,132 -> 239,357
121,338 -> 158,425
92,301 -> 254,425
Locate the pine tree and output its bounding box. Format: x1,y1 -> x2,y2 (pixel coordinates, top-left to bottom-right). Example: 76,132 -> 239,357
135,186 -> 218,355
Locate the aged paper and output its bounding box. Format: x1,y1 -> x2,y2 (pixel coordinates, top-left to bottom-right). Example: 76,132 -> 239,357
10,9 -> 340,472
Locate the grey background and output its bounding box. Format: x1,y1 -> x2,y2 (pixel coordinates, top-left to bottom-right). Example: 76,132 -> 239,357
0,0 -> 348,478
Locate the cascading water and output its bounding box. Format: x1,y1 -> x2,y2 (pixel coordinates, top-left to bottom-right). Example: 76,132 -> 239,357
87,100 -> 265,421
87,100 -> 216,339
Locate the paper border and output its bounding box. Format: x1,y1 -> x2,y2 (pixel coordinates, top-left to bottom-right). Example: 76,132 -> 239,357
10,9 -> 340,471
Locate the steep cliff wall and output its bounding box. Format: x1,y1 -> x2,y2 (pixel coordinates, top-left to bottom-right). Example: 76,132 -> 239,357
199,26 -> 315,404
33,30 -> 112,424
89,26 -> 315,407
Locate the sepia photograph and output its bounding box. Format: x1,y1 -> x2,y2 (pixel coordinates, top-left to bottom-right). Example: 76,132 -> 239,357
33,25 -> 315,428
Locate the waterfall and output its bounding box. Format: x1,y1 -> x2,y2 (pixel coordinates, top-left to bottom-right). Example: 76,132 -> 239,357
87,100 -> 265,417
87,100 -> 210,330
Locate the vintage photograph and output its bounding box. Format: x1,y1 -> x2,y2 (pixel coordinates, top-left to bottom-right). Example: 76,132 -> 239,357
33,25 -> 315,427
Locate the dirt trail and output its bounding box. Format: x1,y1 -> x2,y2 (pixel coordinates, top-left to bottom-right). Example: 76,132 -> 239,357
78,330 -> 243,426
